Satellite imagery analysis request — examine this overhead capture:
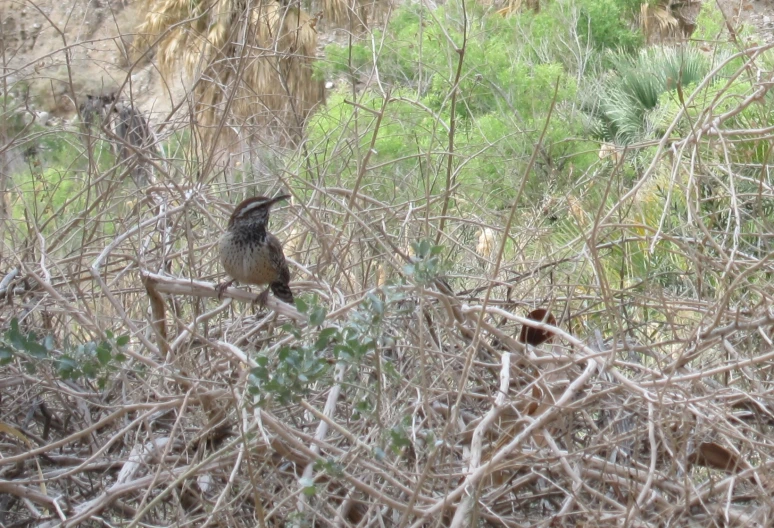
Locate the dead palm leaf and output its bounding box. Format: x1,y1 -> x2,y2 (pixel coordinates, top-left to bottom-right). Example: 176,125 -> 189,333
137,0 -> 325,149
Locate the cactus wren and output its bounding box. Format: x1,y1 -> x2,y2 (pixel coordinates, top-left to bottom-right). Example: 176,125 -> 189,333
218,195 -> 294,305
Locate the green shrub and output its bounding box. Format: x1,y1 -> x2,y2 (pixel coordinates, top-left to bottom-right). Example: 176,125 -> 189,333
592,47 -> 711,143
576,0 -> 642,51
310,0 -> 612,210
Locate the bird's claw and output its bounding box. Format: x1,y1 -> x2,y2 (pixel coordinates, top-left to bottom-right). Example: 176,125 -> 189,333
254,289 -> 270,308
216,280 -> 234,300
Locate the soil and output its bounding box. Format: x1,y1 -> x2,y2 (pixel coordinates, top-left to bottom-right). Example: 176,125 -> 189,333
1,0 -> 183,122
717,0 -> 774,37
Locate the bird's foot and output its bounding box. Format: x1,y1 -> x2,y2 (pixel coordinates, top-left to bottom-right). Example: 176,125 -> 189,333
254,288 -> 270,308
216,279 -> 234,300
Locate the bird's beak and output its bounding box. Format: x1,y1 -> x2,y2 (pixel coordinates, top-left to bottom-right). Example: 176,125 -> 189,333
269,194 -> 291,207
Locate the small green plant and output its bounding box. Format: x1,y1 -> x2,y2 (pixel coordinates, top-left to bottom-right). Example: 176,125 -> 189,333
403,240 -> 445,284
55,330 -> 129,387
388,415 -> 413,456
0,319 -> 128,388
248,297 -> 333,405
576,0 -> 643,51
0,319 -> 51,367
248,286 -> 405,406
591,47 -> 711,143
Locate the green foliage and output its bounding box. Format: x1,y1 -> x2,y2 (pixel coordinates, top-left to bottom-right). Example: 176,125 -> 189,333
314,457 -> 344,477
0,319 -> 50,366
690,1 -> 726,41
249,344 -> 330,405
576,0 -> 643,51
55,331 -> 129,386
690,1 -> 758,44
1,96 -> 27,137
10,126 -> 119,239
388,422 -> 411,455
0,319 -> 128,388
592,47 -> 711,143
248,286 -> 406,407
403,240 -> 445,284
310,0 -> 610,209
249,299 -> 332,405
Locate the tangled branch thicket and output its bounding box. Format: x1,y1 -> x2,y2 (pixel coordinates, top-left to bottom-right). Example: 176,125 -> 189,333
4,2 -> 774,525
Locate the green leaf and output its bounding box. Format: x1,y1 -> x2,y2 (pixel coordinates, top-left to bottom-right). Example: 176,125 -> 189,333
82,361 -> 97,378
300,477 -> 316,496
366,293 -> 384,316
389,426 -> 411,454
332,344 -> 350,360
295,297 -> 309,314
314,328 -> 338,350
250,366 -> 269,382
116,335 -> 130,347
255,356 -> 269,367
7,320 -> 26,351
25,341 -> 48,359
96,344 -> 112,366
309,306 -> 327,327
55,356 -> 78,379
0,346 -> 13,365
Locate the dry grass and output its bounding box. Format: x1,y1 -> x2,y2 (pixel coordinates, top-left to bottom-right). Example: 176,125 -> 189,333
3,10 -> 774,528
321,0 -> 374,33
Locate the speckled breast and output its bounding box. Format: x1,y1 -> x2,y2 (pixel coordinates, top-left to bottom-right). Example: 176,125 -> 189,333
219,233 -> 279,286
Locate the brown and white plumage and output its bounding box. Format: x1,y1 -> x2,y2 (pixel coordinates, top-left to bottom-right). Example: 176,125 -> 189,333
219,195 -> 294,305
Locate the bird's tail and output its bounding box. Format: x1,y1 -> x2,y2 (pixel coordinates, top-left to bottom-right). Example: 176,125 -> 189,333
271,282 -> 294,305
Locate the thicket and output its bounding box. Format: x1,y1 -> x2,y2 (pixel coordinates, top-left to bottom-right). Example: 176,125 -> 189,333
3,0 -> 774,525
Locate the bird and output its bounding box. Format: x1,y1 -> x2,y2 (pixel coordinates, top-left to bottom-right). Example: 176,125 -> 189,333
518,308 -> 556,346
218,194 -> 294,305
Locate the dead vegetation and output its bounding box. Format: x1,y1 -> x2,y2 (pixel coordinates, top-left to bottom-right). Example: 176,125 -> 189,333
4,3 -> 774,528
137,0 -> 325,148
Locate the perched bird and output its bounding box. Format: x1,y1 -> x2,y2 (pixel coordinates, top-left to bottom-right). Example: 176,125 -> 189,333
518,308 -> 556,346
218,195 -> 294,305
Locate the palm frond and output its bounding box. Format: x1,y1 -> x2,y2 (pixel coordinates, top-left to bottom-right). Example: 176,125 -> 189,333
597,46 -> 710,143
137,0 -> 325,147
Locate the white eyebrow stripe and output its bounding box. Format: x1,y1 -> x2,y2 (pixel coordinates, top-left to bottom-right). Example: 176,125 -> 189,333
236,200 -> 269,217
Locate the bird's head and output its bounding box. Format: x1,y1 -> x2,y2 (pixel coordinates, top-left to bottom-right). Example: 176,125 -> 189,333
228,194 -> 290,229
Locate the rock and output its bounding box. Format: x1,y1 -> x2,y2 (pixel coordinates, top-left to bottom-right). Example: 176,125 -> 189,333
325,81 -> 334,89
36,111 -> 50,125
